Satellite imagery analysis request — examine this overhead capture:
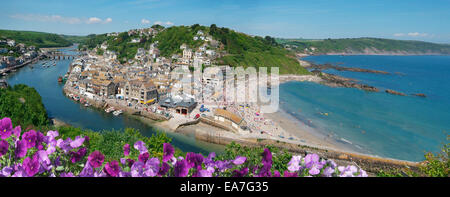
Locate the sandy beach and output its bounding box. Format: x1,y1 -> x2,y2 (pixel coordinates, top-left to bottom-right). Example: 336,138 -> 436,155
264,109 -> 356,152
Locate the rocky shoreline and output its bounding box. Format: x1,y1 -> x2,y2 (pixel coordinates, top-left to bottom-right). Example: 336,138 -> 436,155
306,63 -> 390,75
296,55 -> 428,97
318,72 -> 380,92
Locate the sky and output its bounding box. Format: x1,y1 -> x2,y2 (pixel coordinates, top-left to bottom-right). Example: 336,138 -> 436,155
1,0 -> 450,43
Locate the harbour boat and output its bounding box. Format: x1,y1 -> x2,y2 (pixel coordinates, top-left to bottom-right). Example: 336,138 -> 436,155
105,107 -> 115,113
58,76 -> 63,83
113,110 -> 123,116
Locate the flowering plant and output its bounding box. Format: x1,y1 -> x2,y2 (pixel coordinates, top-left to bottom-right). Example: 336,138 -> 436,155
0,117 -> 367,177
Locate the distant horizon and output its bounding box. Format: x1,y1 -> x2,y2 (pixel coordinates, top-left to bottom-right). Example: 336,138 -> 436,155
2,27 -> 450,45
2,0 -> 450,43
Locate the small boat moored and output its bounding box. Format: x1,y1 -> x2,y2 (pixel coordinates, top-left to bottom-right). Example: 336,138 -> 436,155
113,110 -> 123,116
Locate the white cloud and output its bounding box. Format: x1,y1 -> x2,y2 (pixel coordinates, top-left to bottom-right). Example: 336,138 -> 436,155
141,18 -> 151,24
10,14 -> 82,24
10,14 -> 112,25
104,18 -> 113,24
394,32 -> 428,37
408,32 -> 428,37
86,17 -> 102,24
153,21 -> 174,26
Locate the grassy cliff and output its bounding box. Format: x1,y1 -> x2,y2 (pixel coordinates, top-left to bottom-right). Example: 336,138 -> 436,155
279,37 -> 450,55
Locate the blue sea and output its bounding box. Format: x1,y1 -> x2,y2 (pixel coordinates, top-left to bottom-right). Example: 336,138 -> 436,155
279,55 -> 450,161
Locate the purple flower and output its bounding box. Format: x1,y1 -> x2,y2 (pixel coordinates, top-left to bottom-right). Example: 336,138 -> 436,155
198,167 -> 215,177
258,163 -> 272,177
339,165 -> 359,177
284,171 -> 298,177
158,162 -> 170,176
322,166 -> 335,177
0,140 -> 8,157
46,140 -> 56,155
0,117 -> 13,140
174,159 -> 189,177
70,136 -> 85,149
1,166 -> 13,177
131,161 -> 145,177
304,154 -> 320,168
46,130 -> 59,141
232,167 -> 249,177
262,148 -> 272,166
287,156 -> 302,172
119,171 -> 131,177
273,170 -> 281,177
15,139 -> 28,158
12,126 -> 21,140
22,130 -> 37,148
36,150 -> 52,172
126,159 -> 135,168
120,158 -> 126,166
144,158 -> 160,177
94,170 -> 107,177
138,152 -> 150,163
57,138 -> 74,153
163,143 -> 175,162
54,156 -> 61,167
308,163 -> 324,176
79,161 -> 94,177
327,160 -> 337,168
133,141 -> 148,154
204,152 -> 216,166
23,154 -> 40,177
358,169 -> 368,177
60,172 -> 74,177
105,160 -> 120,177
36,131 -> 48,146
215,160 -> 232,172
36,150 -> 50,165
232,156 -> 247,165
70,147 -> 87,163
186,152 -> 204,170
88,150 -> 105,168
123,144 -> 130,156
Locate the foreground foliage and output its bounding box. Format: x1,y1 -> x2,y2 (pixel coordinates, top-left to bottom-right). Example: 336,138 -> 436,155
0,117 -> 367,177
0,84 -> 49,128
377,138 -> 449,177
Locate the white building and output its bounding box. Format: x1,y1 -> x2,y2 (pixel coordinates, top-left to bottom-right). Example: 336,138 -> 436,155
183,48 -> 192,60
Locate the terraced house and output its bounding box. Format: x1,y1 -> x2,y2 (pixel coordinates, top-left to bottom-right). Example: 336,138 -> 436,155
90,79 -> 116,97
124,80 -> 159,104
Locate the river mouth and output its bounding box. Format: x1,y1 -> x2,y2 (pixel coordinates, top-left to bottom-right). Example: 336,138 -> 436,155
3,45 -> 225,155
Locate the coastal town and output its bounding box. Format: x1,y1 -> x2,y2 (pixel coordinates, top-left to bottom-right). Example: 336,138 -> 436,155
62,27 -> 307,147
0,38 -> 40,76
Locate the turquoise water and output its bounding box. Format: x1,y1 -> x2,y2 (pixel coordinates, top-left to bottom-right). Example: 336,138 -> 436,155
3,46 -> 224,155
280,55 -> 450,161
